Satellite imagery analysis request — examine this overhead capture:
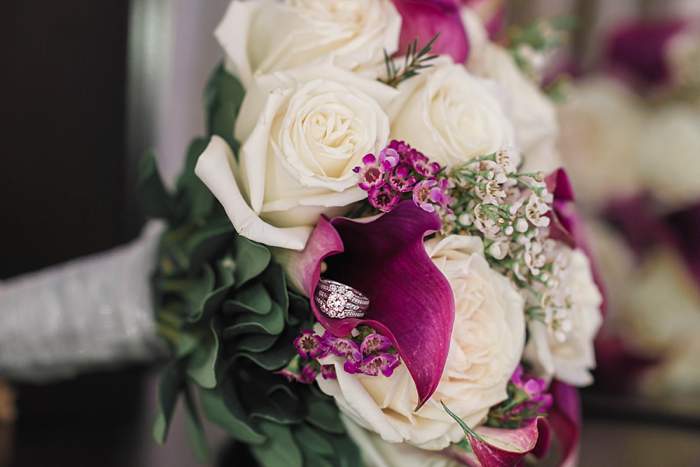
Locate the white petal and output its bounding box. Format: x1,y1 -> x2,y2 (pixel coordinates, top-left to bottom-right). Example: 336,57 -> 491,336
194,136 -> 311,250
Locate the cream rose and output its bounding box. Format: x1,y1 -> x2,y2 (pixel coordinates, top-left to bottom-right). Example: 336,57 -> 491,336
216,0 -> 402,87
343,417 -> 461,467
467,42 -> 561,173
390,59 -> 518,168
637,105 -> 700,207
558,78 -> 646,210
195,65 -> 397,250
317,235 -> 524,450
525,248 -> 603,386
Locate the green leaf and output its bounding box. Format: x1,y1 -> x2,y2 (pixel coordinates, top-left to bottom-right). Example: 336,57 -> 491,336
200,386 -> 266,445
205,64 -> 245,154
176,138 -> 214,222
186,322 -> 219,389
293,424 -> 334,458
250,421 -> 303,467
233,236 -> 271,286
153,364 -> 183,444
183,387 -> 210,463
228,283 -> 273,315
185,220 -> 235,272
182,265 -> 216,322
223,301 -> 285,338
138,151 -> 175,220
234,333 -> 278,353
304,393 -> 345,435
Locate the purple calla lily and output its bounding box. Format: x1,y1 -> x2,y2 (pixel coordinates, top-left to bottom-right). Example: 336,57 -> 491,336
443,401 -> 549,467
605,19 -> 687,88
548,382 -> 581,467
287,201 -> 455,407
392,0 -> 470,63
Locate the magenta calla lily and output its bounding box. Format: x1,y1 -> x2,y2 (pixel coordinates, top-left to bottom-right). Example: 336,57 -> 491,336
288,201 -> 455,407
548,382 -> 581,467
444,401 -> 549,467
392,0 -> 470,63
547,169 -> 608,316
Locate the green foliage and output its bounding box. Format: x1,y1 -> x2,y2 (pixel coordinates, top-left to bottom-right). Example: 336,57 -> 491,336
139,76 -> 361,464
381,34 -> 439,88
205,63 -> 246,155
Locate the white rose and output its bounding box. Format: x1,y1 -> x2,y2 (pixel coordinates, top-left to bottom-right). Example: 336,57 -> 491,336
317,235 -> 524,450
622,249 -> 700,395
467,40 -> 561,173
558,78 -> 646,210
343,417 -> 461,467
525,248 -> 603,386
195,65 -> 397,250
216,0 -> 402,87
390,59 -> 518,168
637,105 -> 700,207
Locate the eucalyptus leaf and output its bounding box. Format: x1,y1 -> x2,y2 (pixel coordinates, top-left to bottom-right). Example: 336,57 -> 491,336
183,387 -> 210,463
186,323 -> 219,389
250,421 -> 303,467
230,283 -> 273,315
293,424 -> 334,458
153,364 -> 183,444
205,64 -> 245,154
234,333 -> 278,353
184,265 -> 215,322
223,302 -> 285,338
138,150 -> 175,220
304,395 -> 345,435
176,138 -> 214,222
200,386 -> 265,445
233,236 -> 271,286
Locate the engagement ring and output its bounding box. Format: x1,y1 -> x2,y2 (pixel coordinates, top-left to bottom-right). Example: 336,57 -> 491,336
315,279 -> 369,319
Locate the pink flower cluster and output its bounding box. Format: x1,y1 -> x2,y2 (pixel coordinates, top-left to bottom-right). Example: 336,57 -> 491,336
354,140 -> 452,213
283,327 -> 401,384
487,366 -> 553,428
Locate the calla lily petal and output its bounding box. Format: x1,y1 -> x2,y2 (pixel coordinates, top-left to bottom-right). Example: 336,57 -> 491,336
443,402 -> 548,467
194,136 -> 311,250
547,169 -> 608,315
548,382 -> 581,467
289,201 -> 455,407
393,0 -> 470,63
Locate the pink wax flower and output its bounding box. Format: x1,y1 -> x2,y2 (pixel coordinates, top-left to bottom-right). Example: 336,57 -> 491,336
356,140 -> 451,215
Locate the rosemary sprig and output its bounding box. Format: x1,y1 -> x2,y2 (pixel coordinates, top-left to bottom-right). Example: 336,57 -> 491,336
380,33 -> 440,88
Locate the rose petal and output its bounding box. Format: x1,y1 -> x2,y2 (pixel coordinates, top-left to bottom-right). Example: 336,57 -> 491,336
289,201 -> 454,407
393,0 -> 470,63
194,136 -> 311,250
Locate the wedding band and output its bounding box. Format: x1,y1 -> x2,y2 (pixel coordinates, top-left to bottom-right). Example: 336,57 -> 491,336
314,279 -> 369,319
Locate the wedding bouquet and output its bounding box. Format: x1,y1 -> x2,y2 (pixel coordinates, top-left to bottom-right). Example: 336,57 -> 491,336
142,1 -> 602,466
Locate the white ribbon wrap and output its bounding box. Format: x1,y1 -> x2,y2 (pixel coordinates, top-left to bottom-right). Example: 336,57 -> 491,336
0,222 -> 166,382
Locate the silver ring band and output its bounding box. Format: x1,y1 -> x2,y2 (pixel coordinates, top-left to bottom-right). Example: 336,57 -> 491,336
314,279 -> 369,319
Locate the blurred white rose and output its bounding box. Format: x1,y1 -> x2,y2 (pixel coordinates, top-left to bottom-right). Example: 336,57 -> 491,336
343,417 -> 461,467
390,59 -> 518,168
525,249 -> 603,386
216,0 -> 401,87
195,65 -> 397,250
558,78 -> 646,210
637,105 -> 700,207
317,235 -> 524,450
621,249 -> 700,395
468,42 -> 561,173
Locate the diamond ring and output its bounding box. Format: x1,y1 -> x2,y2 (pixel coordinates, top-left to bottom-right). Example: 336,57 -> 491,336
314,279 -> 369,319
